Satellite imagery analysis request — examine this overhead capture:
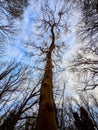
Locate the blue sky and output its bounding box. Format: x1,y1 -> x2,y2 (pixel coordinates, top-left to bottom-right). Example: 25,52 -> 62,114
1,0 -> 97,97
0,0 -> 81,97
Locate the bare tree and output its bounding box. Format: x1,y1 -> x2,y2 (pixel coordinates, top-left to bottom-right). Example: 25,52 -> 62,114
72,93 -> 98,130
0,61 -> 27,102
0,0 -> 29,41
3,0 -> 28,18
26,1 -> 73,130
56,93 -> 98,130
77,0 -> 98,41
70,44 -> 98,90
0,61 -> 40,130
70,0 -> 98,90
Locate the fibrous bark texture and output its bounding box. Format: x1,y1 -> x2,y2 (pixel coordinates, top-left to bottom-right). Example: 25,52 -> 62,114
36,42 -> 57,130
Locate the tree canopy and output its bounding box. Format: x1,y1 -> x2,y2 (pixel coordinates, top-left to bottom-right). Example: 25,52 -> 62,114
0,0 -> 98,130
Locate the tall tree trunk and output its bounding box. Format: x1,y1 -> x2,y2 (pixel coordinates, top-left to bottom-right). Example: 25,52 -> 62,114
36,26 -> 57,130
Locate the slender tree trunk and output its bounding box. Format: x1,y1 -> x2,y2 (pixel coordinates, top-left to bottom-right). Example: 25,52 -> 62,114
36,27 -> 57,130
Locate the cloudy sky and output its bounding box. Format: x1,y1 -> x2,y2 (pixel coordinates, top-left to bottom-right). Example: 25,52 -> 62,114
1,0 -> 97,98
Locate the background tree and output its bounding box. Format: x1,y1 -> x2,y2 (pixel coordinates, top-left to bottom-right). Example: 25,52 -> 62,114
4,0 -> 28,18
70,0 -> 98,90
0,0 -> 29,42
56,93 -> 98,130
0,61 -> 40,130
78,0 -> 98,41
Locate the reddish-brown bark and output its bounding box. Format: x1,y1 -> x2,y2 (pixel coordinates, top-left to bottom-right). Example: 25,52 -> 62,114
36,33 -> 57,130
